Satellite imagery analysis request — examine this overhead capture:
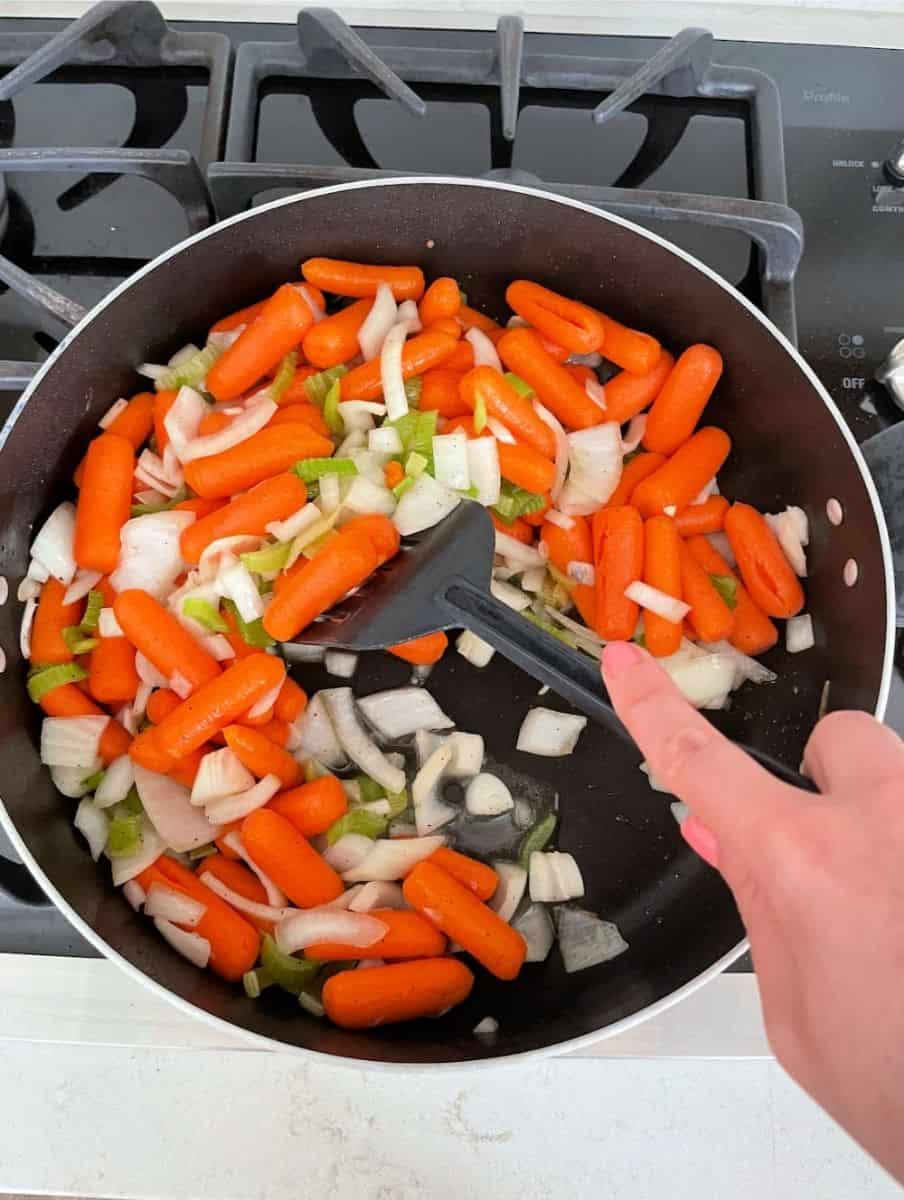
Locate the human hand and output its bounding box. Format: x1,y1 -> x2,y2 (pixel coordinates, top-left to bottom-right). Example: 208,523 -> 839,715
601,640 -> 904,1184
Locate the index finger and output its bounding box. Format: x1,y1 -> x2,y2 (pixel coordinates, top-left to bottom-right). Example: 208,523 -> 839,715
601,641 -> 792,848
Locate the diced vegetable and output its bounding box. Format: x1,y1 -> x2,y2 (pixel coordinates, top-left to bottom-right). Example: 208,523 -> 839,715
488,861 -> 527,923
555,906 -> 628,973
357,687 -> 453,741
528,851 -> 584,902
513,903 -> 555,962
516,708 -> 587,757
465,773 -> 514,817
518,812 -> 557,871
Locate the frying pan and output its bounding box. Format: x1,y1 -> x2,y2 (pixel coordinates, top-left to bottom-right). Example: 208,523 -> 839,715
0,179 -> 894,1065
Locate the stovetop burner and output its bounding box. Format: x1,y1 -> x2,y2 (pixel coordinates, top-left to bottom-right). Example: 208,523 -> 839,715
0,4 -> 902,963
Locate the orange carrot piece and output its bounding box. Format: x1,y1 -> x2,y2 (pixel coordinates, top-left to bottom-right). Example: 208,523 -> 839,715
428,847 -> 498,901
340,329 -> 459,402
104,391 -> 155,449
680,542 -> 735,643
183,423 -> 331,499
457,304 -> 505,342
171,497 -> 224,520
273,677 -> 307,724
418,277 -> 462,327
263,513 -> 400,642
491,511 -> 533,543
426,316 -> 464,339
180,473 -> 307,564
252,717 -> 291,747
443,340 -> 475,373
301,297 -> 373,369
73,433 -> 135,573
223,724 -> 301,788
540,514 -> 592,573
389,631 -> 448,666
643,344 -> 723,456
152,389 -> 178,454
497,441 -> 557,494
114,589 -> 221,692
88,636 -> 139,703
460,366 -> 557,459
268,403 -> 329,436
269,776 -> 347,837
673,495 -> 729,537
724,502 -> 805,619
275,366 -> 319,407
522,495 -> 551,527
141,857 -> 259,981
197,410 -> 233,438
604,451 -> 666,510
384,460 -> 405,490
642,516 -> 683,657
497,327 -> 603,430
242,808 -> 344,908
206,284 -> 314,403
593,506 -> 645,641
30,578 -> 82,665
631,427 -> 732,519
143,653 -> 285,766
592,309 -> 662,374
601,353 -> 674,427
197,853 -> 272,932
686,535 -> 778,655
506,280 -> 606,356
214,819 -> 243,860
146,688 -> 181,725
420,367 -> 469,418
404,861 -> 526,981
210,298 -> 266,334
305,909 -> 447,961
322,957 -> 474,1029
302,258 -> 425,301
38,684 -> 132,761
169,746 -> 204,788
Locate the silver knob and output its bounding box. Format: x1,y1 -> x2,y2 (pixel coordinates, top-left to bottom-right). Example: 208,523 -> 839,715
876,337 -> 904,410
885,136 -> 904,185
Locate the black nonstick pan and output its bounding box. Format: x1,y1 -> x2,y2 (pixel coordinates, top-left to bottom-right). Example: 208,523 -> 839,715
0,179 -> 894,1064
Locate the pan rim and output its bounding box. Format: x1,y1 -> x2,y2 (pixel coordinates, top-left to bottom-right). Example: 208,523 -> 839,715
0,175 -> 894,1068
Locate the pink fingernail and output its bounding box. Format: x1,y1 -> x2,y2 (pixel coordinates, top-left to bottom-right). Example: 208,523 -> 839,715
681,815 -> 720,868
601,641 -> 644,679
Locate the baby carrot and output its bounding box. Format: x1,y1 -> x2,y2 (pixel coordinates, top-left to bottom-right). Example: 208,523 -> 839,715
404,860 -> 526,981
642,516 -> 683,657
210,298 -> 266,334
601,352 -> 675,427
592,309 -> 662,375
263,513 -> 400,642
197,853 -> 272,932
566,363 -> 596,386
384,460 -> 405,490
223,724 -> 301,788
207,284 -> 314,403
631,427 -> 731,519
180,473 -> 307,564
183,423 -> 332,499
30,578 -> 82,664
388,632 -> 448,666
242,808 -> 344,908
643,344 -> 723,456
593,506 -> 645,641
274,677 -> 307,724
114,590 -> 221,692
418,277 -> 462,327
276,366 -> 318,407
104,391 -> 155,449
340,329 -> 459,402
38,685 -> 132,761
152,388 -> 179,454
322,957 -> 474,1029
540,514 -> 592,572
428,847 -> 498,901
604,451 -> 666,510
724,502 -> 805,619
497,327 -> 604,429
673,495 -> 729,537
302,258 -> 425,301
305,909 -> 446,961
491,512 -> 533,543
141,857 -> 259,981
301,297 -> 373,369
460,366 -> 557,459
497,441 -> 557,494
253,717 -> 291,747
88,636 -> 140,704
146,688 -> 181,725
686,535 -> 778,655
169,746 -> 204,789
506,280 -> 606,356
426,317 -> 464,339
268,403 -> 330,436
457,304 -> 505,342
171,497 -> 223,520
73,433 -> 135,574
214,819 -> 243,860
443,341 -> 475,373
144,652 -> 286,766
269,775 -> 347,837
679,542 -> 735,643
420,367 -> 469,418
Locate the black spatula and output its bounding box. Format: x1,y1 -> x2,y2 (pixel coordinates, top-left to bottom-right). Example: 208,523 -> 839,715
287,502 -> 815,790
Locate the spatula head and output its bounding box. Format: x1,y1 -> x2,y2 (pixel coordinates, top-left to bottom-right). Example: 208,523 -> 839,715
285,501 -> 496,651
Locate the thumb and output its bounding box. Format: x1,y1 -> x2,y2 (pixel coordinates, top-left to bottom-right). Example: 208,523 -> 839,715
601,641 -> 793,871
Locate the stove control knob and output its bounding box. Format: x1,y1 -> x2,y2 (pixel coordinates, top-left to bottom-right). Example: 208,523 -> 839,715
876,337 -> 904,411
884,136 -> 904,185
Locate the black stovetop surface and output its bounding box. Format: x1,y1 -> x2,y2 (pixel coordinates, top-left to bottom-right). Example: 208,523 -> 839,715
0,18 -> 901,962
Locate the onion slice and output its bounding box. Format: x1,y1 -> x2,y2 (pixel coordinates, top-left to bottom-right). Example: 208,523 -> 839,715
380,323 -> 410,421
555,905 -> 628,973
624,580 -> 690,624
358,687 -> 453,741
73,799 -> 109,861
358,282 -> 398,361
465,327 -> 502,371
533,400 -> 569,504
154,917 -> 210,968
516,708 -> 587,757
30,501 -> 77,586
198,868 -> 292,924
321,688 -> 406,793
275,909 -> 387,955
342,835 -> 446,883
134,764 -> 220,852
145,882 -> 206,927
786,613 -> 815,654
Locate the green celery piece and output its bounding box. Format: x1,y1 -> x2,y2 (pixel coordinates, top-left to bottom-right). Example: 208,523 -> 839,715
294,457 -> 358,483
240,542 -> 292,575
390,411 -> 418,450
405,451 -> 428,478
518,811 -> 557,871
82,768 -> 105,792
182,597 -> 228,632
522,610 -> 576,647
131,486 -> 188,518
473,392 -> 487,434
81,590 -> 103,632
354,775 -> 386,804
26,661 -> 88,704
61,626 -> 99,655
384,789 -> 409,819
323,379 -> 343,435
304,364 -> 348,408
458,485 -> 480,500
392,477 -> 415,499
270,351 -> 298,404
155,343 -> 223,392
709,574 -> 738,610
106,812 -> 143,857
504,371 -> 535,399
222,599 -> 274,648
622,448 -> 642,465
409,410 -> 437,463
188,843 -> 217,861
404,377 -> 423,407
494,482 -> 546,523
260,934 -> 321,995
326,810 -> 387,844
243,967 -> 274,999
633,629 -> 647,649
120,786 -> 144,816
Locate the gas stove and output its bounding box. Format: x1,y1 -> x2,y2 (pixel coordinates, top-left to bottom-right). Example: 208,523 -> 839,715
0,3 -> 902,958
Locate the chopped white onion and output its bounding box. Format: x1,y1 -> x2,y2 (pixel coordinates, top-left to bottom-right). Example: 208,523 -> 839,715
183,398 -> 276,464
456,629 -> 495,668
465,327 -> 502,371
347,881 -> 405,912
392,472 -> 460,536
358,282 -> 398,361
321,688 -> 406,793
19,595 -> 37,660
275,909 -> 387,955
168,342 -> 201,367
513,903 -> 555,962
368,425 -> 404,456
485,416 -> 516,445
217,559 -> 264,624
322,832 -> 375,873
624,580 -> 690,624
169,670 -> 193,701
295,692 -> 345,768
358,687 -> 453,741
566,423 -> 622,504
265,503 -> 322,544
533,400 -> 570,504
122,879 -> 146,911
51,762 -> 101,799
94,755 -> 134,809
690,475 -> 719,506
111,511 -> 195,600
473,1017 -> 499,1036
342,835 -> 445,883
494,530 -> 544,569
145,882 -> 206,927
621,413 -> 647,454
325,650 -> 359,679
205,773 -> 281,825
201,634 -> 235,662
466,436 -> 501,507
132,680 -> 152,722
490,577 -> 532,612
661,651 -> 736,709
30,501 -> 77,586
555,906 -> 628,973
41,716 -> 109,768
163,385 -> 206,463
412,742 -> 454,829
63,568 -> 102,606
521,566 -> 547,593
18,575 -> 42,602
335,429 -> 368,458
786,613 -> 815,654
98,397 -> 129,429
516,708 -> 587,757
445,732 -> 485,778
545,509 -> 574,531
342,474 -> 396,517
396,299 -> 422,333
296,283 -> 325,323
556,477 -> 603,518
584,378 -> 607,411
133,488 -> 169,507
97,607 -> 124,639
110,820 -> 166,886
528,851 -> 584,902
196,869 -> 292,924
380,323 -> 410,421
134,764 -> 219,853
567,560 -> 595,587
135,652 -> 169,689
699,639 -> 777,687
432,432 -> 471,491
671,801 -> 690,825
73,799 -> 109,861
134,447 -> 184,499
765,506 -> 809,577
338,401 -> 386,434
489,861 -> 527,923
198,535 -> 261,582
153,918 -> 211,969
639,760 -> 671,793
705,530 -> 736,566
350,448 -> 391,485
465,772 -> 514,817
244,673 -> 285,721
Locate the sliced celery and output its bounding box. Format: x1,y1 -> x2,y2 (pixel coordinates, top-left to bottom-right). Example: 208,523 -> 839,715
243,967 -> 274,999
326,810 -> 387,844
392,477 -> 415,499
240,542 -> 292,575
131,486 -> 188,518
154,343 -> 223,392
404,376 -> 423,407
120,786 -> 143,816
458,485 -> 480,500
522,610 -> 576,647
494,482 -> 546,523
323,378 -> 344,435
260,933 -> 321,994
81,590 -> 103,632
26,661 -> 88,704
106,812 -> 143,857
294,457 -> 358,483
182,597 -> 228,632
188,843 -> 217,861
405,451 -> 428,478
304,364 -> 348,408
709,574 -> 738,610
518,811 -> 557,871
473,392 -> 487,434
82,768 -> 105,792
385,788 -> 409,819
392,409 -> 437,471
504,371 -> 535,399
354,775 -> 386,804
222,599 -> 274,648
270,351 -> 298,404
61,626 -> 99,655
300,530 -> 338,560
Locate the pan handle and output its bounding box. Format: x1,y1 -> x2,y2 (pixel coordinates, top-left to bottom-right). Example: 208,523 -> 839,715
0,854 -> 48,905
0,361 -> 39,390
